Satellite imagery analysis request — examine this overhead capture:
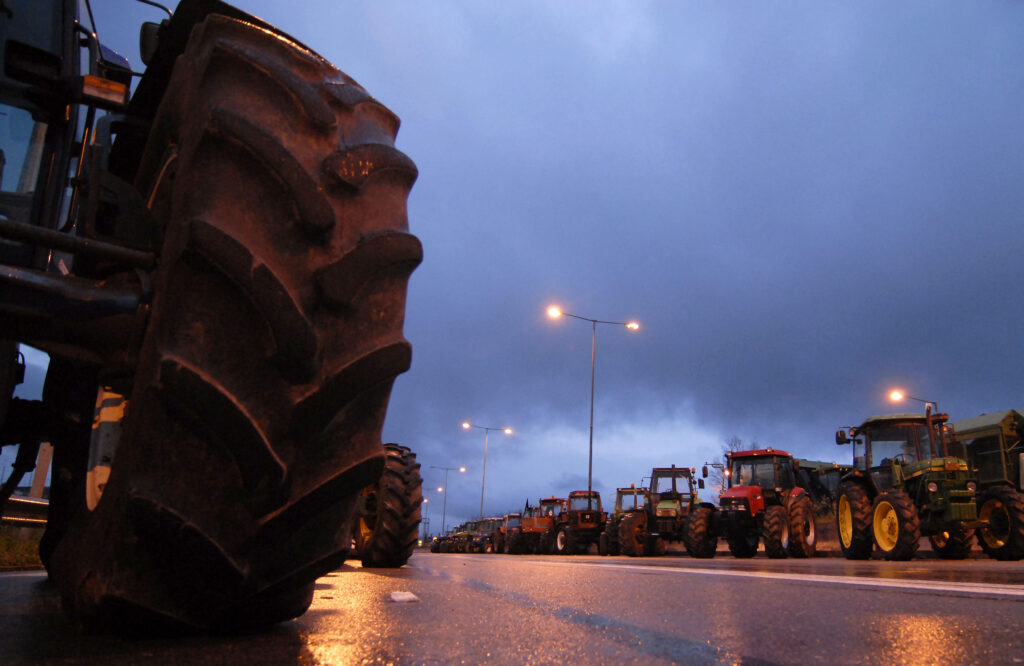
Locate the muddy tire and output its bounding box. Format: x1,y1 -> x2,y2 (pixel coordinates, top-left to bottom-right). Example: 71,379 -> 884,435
929,526 -> 973,560
598,532 -> 609,556
618,512 -> 646,557
683,507 -> 716,558
872,490 -> 920,561
762,505 -> 790,559
787,495 -> 816,558
976,486 -> 1024,561
353,444 -> 422,567
46,14 -> 419,630
837,481 -> 873,560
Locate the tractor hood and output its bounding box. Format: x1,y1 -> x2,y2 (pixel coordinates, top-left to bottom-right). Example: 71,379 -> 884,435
720,485 -> 764,514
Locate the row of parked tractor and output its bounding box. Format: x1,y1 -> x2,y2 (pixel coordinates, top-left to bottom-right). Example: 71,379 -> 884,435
429,409 -> 1024,561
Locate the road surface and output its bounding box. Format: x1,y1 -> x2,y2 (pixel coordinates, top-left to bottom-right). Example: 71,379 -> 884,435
2,552 -> 1022,664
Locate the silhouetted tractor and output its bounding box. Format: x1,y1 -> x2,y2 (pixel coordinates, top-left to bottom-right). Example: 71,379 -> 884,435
600,485 -> 649,556
685,448 -> 817,559
834,408 -> 1004,561
951,410 -> 1024,560
0,0 -> 420,629
554,490 -> 605,554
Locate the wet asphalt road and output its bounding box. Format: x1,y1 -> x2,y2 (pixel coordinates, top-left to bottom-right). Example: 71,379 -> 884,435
2,551 -> 1023,664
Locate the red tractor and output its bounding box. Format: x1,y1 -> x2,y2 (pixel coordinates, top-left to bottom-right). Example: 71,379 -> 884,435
685,448 -> 816,558
553,490 -> 606,554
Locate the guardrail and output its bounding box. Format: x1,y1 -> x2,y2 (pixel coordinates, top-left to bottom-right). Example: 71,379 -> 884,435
1,496 -> 49,527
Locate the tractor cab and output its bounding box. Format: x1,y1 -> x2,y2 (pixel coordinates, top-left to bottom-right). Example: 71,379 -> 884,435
722,449 -> 796,512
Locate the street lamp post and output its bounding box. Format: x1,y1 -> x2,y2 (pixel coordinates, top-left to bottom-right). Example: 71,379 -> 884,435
429,464 -> 465,534
889,389 -> 948,455
547,305 -> 639,494
462,422 -> 513,519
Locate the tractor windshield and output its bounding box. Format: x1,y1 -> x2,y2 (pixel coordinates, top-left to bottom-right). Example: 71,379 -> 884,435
730,457 -> 778,488
865,424 -> 928,466
617,491 -> 646,511
652,471 -> 693,498
506,515 -> 521,528
0,104 -> 47,225
569,495 -> 600,511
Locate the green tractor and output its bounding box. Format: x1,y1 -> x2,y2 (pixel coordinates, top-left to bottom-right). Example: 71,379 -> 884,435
951,410 -> 1024,560
0,0 -> 420,629
834,408 -> 1001,560
599,485 -> 649,556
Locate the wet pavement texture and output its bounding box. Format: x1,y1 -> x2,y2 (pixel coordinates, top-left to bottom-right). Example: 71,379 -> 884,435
2,552 -> 1023,664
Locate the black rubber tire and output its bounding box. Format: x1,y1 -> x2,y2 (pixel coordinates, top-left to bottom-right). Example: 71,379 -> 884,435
837,482 -> 873,560
598,532 -> 609,556
762,505 -> 790,559
787,495 -> 817,558
683,507 -> 716,559
429,539 -> 440,553
46,14 -> 419,631
618,512 -> 646,557
645,535 -> 666,557
353,444 -> 422,567
872,490 -> 920,561
929,526 -> 973,560
727,531 -> 759,558
976,486 -> 1024,561
494,533 -> 505,554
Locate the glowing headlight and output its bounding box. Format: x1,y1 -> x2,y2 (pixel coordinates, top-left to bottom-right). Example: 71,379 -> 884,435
966,481 -> 977,492
927,482 -> 938,493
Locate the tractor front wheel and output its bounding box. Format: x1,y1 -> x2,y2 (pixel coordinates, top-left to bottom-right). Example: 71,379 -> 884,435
787,495 -> 816,558
683,507 -> 716,558
837,482 -> 872,560
762,505 -> 790,558
976,486 -> 1024,561
872,490 -> 920,561
353,444 -> 422,567
618,512 -> 647,557
929,526 -> 973,560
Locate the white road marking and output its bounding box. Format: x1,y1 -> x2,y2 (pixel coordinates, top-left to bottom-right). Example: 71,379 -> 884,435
576,561 -> 1024,598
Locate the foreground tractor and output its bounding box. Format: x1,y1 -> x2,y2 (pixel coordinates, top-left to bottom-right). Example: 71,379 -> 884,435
951,410 -> 1024,560
834,408 -> 1002,561
0,0 -> 420,629
685,449 -> 818,559
600,485 -> 650,556
553,490 -> 605,554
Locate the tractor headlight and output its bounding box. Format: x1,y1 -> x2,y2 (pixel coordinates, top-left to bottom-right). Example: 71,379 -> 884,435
927,482 -> 938,493
966,481 -> 977,492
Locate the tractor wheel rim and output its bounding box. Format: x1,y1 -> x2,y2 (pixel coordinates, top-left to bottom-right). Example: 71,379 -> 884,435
838,495 -> 853,547
979,499 -> 1009,548
873,501 -> 898,551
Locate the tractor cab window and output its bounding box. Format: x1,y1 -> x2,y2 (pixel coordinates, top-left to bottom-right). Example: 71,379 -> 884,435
866,424 -> 925,467
618,492 -> 645,511
0,104 -> 47,225
506,516 -> 521,528
729,458 -> 777,488
569,495 -> 599,511
775,458 -> 795,489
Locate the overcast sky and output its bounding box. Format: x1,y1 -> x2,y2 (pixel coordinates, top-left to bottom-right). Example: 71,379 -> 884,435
7,1 -> 1024,532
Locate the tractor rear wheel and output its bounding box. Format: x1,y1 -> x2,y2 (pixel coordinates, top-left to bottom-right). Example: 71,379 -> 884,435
762,505 -> 790,558
353,444 -> 422,567
554,528 -> 571,554
929,526 -> 972,560
618,512 -> 647,557
976,486 -> 1024,561
787,495 -> 816,558
872,490 -> 920,561
45,14 -> 419,630
683,507 -> 716,558
598,532 -> 609,556
837,482 -> 873,560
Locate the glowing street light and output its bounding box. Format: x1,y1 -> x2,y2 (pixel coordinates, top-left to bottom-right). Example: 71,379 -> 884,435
462,422 -> 513,519
429,464 -> 466,534
889,389 -> 938,413
546,304 -> 640,493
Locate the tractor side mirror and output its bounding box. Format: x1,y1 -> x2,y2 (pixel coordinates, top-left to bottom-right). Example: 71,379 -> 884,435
835,429 -> 850,445
698,479 -> 705,489
701,465 -> 708,478
139,21 -> 165,66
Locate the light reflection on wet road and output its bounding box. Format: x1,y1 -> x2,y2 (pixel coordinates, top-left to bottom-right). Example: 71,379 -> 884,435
2,553 -> 1023,664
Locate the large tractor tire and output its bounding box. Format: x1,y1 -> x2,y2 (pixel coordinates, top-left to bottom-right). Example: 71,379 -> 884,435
837,482 -> 873,560
353,444 -> 422,567
554,527 -> 576,555
762,505 -> 790,559
872,490 -> 920,561
976,486 -> 1024,561
618,512 -> 647,557
683,507 -> 716,558
727,531 -> 758,558
45,14 -> 419,631
787,495 -> 816,558
929,526 -> 973,560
